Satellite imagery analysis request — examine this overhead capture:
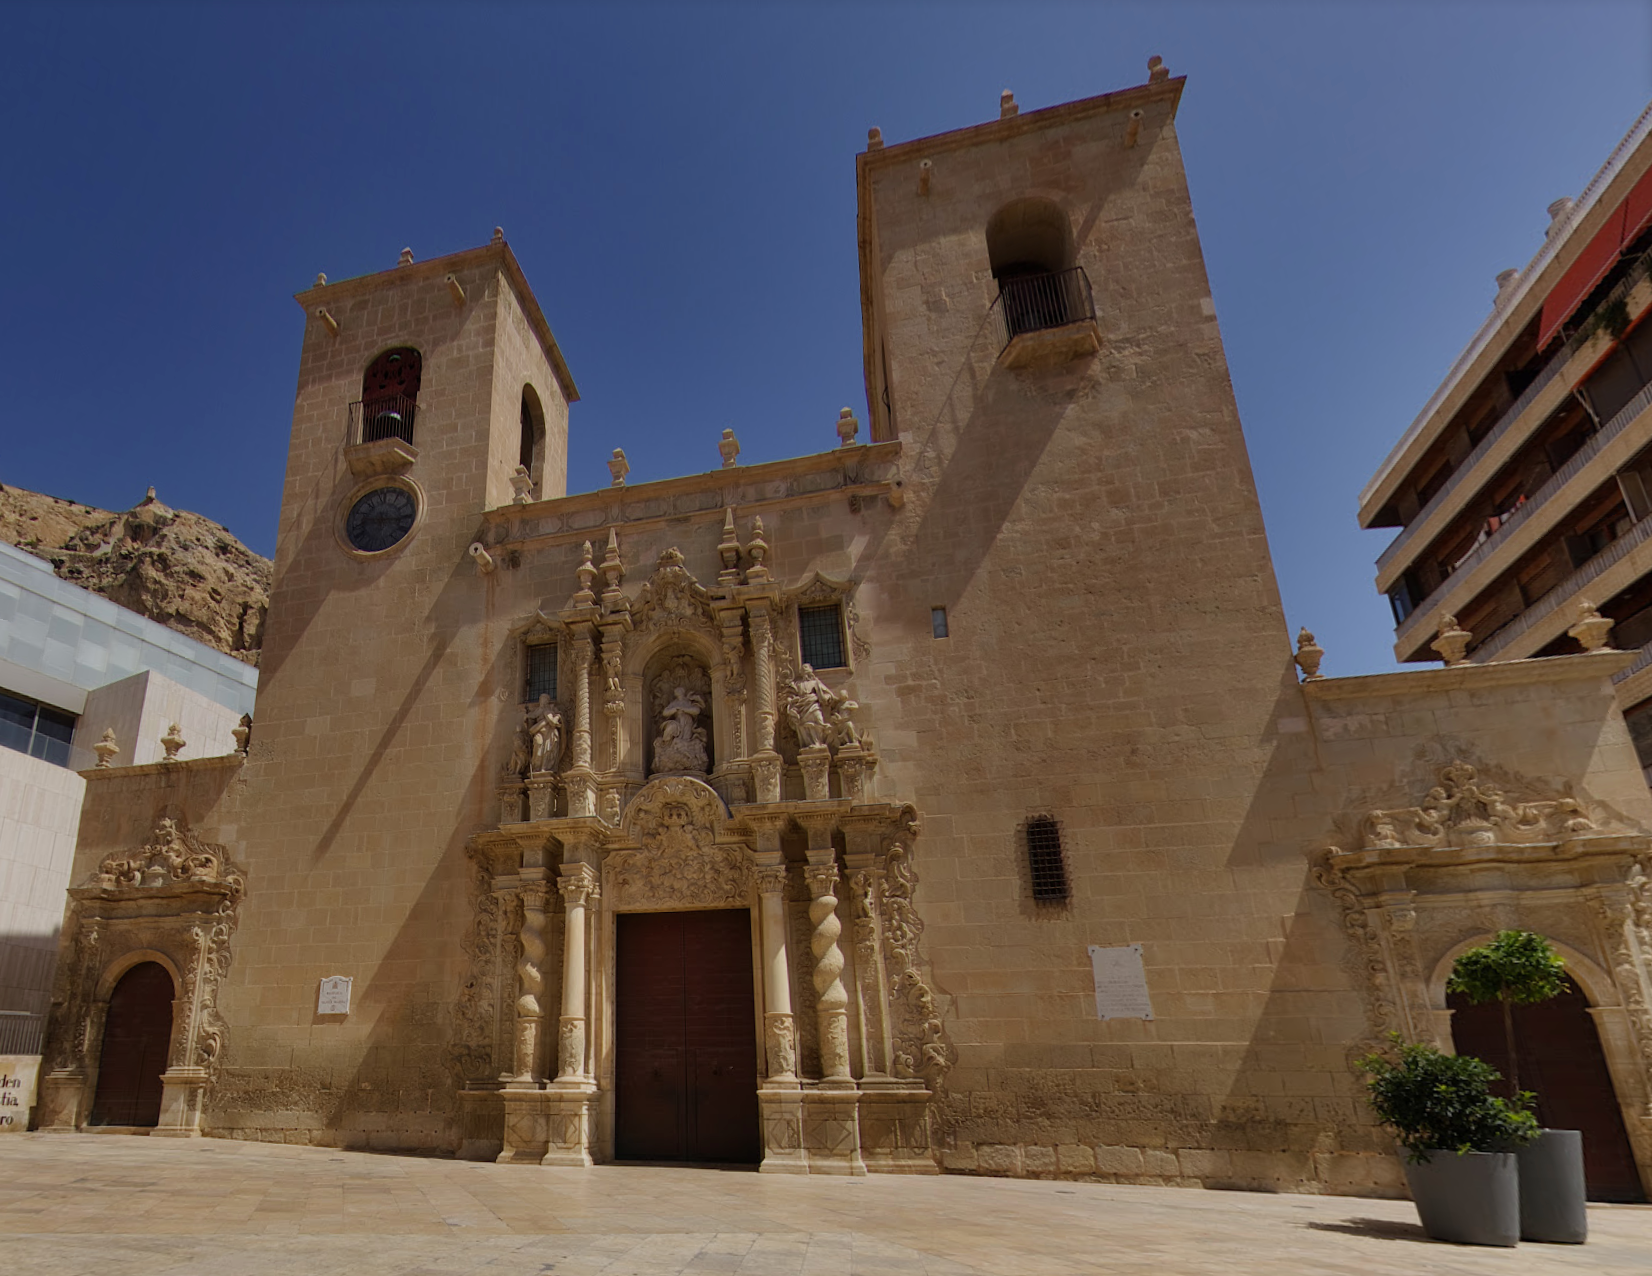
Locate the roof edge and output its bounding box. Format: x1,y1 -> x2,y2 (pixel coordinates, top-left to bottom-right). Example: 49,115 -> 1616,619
293,241 -> 579,403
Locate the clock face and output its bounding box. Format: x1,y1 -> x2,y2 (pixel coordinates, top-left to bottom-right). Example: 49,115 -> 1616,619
345,486 -> 417,553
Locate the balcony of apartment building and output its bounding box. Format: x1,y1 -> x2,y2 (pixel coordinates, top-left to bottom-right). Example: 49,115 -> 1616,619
1376,245 -> 1652,663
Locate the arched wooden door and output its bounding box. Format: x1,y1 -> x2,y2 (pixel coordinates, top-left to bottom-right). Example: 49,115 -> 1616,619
1450,976 -> 1645,1202
89,962 -> 174,1127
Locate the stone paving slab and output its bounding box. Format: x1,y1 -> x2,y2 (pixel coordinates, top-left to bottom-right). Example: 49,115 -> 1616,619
1,1134 -> 1648,1275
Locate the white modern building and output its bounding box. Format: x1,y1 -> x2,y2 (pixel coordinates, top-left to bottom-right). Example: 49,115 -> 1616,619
0,539 -> 257,1052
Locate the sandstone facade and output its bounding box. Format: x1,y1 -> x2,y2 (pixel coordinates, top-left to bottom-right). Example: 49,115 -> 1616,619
34,70 -> 1652,1199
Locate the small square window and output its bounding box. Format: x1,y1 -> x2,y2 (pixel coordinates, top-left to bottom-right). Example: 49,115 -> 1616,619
526,644 -> 558,703
931,606 -> 949,639
798,604 -> 847,670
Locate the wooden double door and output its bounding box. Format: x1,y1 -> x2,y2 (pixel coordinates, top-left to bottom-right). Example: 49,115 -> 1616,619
1451,977 -> 1646,1202
89,962 -> 174,1127
614,909 -> 761,1164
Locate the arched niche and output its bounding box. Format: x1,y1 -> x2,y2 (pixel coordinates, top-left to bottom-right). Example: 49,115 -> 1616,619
519,384 -> 546,496
985,196 -> 1074,281
644,646 -> 715,777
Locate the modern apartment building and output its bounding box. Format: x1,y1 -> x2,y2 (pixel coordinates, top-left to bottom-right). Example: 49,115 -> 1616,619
1362,103 -> 1652,757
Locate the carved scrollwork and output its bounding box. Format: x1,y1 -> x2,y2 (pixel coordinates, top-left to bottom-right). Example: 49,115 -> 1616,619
1347,761 -> 1599,852
633,547 -> 717,638
91,817 -> 244,901
879,841 -> 952,1088
450,845 -> 504,1083
1310,859 -> 1403,1045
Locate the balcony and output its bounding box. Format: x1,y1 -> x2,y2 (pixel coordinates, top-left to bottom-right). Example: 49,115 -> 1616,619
344,395 -> 420,477
1376,246 -> 1652,588
992,267 -> 1100,367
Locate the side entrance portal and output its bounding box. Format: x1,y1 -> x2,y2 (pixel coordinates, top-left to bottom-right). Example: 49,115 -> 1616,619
1450,977 -> 1646,1202
89,962 -> 174,1127
615,909 -> 760,1165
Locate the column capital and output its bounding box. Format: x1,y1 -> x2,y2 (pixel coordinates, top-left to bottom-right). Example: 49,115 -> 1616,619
755,863 -> 789,896
557,862 -> 600,906
804,862 -> 840,898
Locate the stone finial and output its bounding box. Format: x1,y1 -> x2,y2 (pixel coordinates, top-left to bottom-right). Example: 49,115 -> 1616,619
1432,614 -> 1473,667
600,527 -> 625,594
1000,90 -> 1018,119
93,728 -> 119,769
1147,55 -> 1169,83
717,507 -> 743,584
836,407 -> 860,448
510,464 -> 534,504
314,272 -> 327,287
867,126 -> 883,150
233,713 -> 252,755
608,448 -> 630,487
571,539 -> 597,608
160,722 -> 186,762
1293,627 -> 1325,682
719,429 -> 740,469
1567,599 -> 1615,652
398,247 -> 414,266
746,516 -> 770,583
492,226 -> 505,245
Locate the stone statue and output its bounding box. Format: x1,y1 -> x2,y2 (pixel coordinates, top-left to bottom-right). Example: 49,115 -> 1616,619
508,694 -> 564,777
787,664 -> 841,749
652,684 -> 709,773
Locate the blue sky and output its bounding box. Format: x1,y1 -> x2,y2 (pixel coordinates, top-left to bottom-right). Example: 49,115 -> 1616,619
3,1 -> 1649,677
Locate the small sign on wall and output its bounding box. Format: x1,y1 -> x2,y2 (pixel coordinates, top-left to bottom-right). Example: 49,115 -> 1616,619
1088,944 -> 1153,1021
317,976 -> 352,1016
0,1057 -> 40,1132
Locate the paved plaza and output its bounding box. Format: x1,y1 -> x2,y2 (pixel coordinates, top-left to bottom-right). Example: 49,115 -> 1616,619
1,1136 -> 1649,1275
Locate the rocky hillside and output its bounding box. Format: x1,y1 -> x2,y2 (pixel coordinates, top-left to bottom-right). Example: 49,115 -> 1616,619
0,484 -> 270,666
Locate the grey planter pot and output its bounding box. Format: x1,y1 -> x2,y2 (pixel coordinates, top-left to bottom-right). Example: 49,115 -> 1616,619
1518,1129 -> 1588,1243
1403,1150 -> 1520,1246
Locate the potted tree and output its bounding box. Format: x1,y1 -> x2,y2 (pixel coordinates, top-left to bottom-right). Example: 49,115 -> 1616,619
1359,1036 -> 1537,1246
1449,930 -> 1586,1244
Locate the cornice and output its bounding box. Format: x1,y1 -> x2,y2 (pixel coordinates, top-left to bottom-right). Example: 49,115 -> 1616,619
1303,648 -> 1635,701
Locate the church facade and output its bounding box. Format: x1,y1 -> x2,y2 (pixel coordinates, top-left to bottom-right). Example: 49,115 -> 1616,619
33,68 -> 1652,1199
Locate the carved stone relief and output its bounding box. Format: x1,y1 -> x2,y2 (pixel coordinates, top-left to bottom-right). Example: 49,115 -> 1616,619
880,841 -> 952,1087
649,655 -> 712,775
608,776 -> 751,910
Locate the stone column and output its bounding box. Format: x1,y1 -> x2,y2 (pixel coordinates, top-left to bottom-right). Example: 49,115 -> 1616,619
756,864 -> 797,1080
512,882 -> 549,1082
555,867 -> 597,1081
565,630 -> 597,817
848,868 -> 891,1077
805,862 -> 851,1081
599,630 -> 625,773
748,603 -> 782,802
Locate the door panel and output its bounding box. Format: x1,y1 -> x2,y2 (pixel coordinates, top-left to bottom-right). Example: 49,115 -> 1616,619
89,962 -> 174,1127
615,909 -> 759,1164
1451,977 -> 1645,1202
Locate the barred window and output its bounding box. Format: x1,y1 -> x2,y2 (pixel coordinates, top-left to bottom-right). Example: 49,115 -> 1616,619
798,604 -> 846,670
526,644 -> 558,703
1026,815 -> 1069,903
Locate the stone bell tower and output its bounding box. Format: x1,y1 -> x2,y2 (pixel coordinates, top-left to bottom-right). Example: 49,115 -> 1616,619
848,68 -> 1321,1164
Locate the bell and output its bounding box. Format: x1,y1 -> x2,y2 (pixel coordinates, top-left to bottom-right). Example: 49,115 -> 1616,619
372,410 -> 403,440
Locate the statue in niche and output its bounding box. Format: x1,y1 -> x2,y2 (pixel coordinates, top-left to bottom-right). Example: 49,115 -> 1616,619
506,694 -> 564,777
652,684 -> 709,774
786,664 -> 862,750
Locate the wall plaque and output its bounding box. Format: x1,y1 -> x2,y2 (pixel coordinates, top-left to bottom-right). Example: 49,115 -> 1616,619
0,1057 -> 39,1133
317,975 -> 352,1015
1088,944 -> 1153,1020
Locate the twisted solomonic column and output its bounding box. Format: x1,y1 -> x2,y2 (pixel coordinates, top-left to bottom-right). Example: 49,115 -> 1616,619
805,863 -> 851,1080
513,885 -> 549,1081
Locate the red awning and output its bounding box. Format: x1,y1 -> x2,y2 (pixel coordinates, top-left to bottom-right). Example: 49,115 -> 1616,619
1539,200 -> 1629,348
1624,164 -> 1652,248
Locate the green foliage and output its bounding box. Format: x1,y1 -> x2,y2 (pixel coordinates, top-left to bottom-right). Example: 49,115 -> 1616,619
1448,930 -> 1566,1006
1358,1036 -> 1538,1162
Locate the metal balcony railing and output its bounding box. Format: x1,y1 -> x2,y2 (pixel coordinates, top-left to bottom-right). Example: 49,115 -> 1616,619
1377,245 -> 1652,583
992,267 -> 1096,350
0,1010 -> 42,1056
347,395 -> 418,446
